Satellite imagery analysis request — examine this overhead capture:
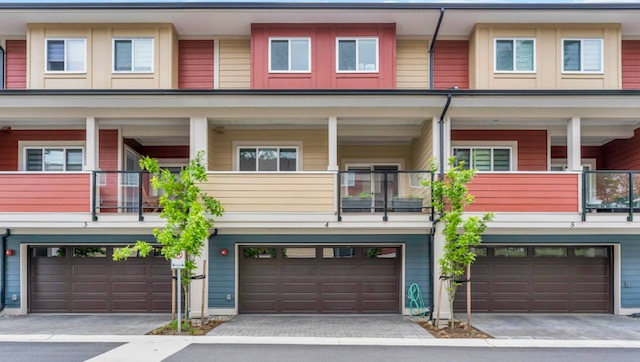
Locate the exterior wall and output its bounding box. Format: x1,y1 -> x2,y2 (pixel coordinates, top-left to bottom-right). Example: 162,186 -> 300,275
622,40 -> 640,89
0,129 -> 85,171
251,24 -> 396,89
27,23 -> 178,89
451,129 -> 548,171
470,24 -> 621,89
5,40 -> 27,89
208,128 -> 328,171
218,39 -> 251,89
208,234 -> 430,312
551,145 -> 604,169
200,173 -> 334,212
411,120 -> 433,171
338,144 -> 412,169
621,240 -> 640,308
395,39 -> 429,89
433,40 -> 469,89
178,40 -> 214,89
466,173 -> 579,212
0,173 -> 90,212
601,127 -> 640,170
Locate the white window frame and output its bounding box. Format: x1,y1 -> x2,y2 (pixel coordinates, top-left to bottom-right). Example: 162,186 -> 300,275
22,146 -> 85,172
336,37 -> 379,73
112,37 -> 155,73
561,38 -> 604,74
493,38 -> 536,73
236,146 -> 300,172
44,38 -> 87,73
268,37 -> 311,73
451,143 -> 516,172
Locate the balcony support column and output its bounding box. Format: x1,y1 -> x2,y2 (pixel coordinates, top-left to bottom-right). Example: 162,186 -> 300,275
567,117 -> 582,172
328,116 -> 338,171
85,117 -> 99,171
190,117 -> 209,165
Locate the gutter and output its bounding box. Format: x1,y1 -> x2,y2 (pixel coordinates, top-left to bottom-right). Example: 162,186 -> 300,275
0,229 -> 9,312
428,8 -> 445,90
2,2 -> 640,11
0,45 -> 4,90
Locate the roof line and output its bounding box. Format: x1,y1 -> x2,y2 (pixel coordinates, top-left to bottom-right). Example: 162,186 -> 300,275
2,89 -> 640,97
1,2 -> 640,11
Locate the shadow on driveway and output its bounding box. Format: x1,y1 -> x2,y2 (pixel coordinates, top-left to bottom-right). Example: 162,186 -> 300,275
0,314 -> 171,335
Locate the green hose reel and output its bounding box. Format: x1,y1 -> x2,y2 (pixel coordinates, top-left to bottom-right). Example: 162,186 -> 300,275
408,283 -> 428,317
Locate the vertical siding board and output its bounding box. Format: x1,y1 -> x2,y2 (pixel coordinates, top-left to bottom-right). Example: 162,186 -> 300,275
5,40 -> 27,89
433,40 -> 469,90
178,40 -> 214,89
602,127 -> 640,170
622,40 -> 640,90
208,234 -> 430,310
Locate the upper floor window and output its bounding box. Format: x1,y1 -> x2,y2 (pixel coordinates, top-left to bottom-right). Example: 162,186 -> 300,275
495,38 -> 535,72
453,147 -> 512,171
238,147 -> 298,172
269,38 -> 311,73
46,39 -> 86,72
113,38 -> 154,72
337,37 -> 378,73
25,147 -> 83,172
562,39 -> 603,73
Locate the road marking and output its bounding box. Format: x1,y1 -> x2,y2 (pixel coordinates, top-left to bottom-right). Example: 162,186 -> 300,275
85,341 -> 192,362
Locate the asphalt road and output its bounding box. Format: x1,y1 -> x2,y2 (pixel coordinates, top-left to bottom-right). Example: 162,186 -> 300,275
1,342 -> 639,362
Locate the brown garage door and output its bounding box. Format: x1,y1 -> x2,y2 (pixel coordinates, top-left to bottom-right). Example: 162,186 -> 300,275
454,245 -> 612,313
239,246 -> 401,314
29,246 -> 172,313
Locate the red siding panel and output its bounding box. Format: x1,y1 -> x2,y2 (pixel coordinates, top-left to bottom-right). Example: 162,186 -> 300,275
0,130 -> 85,171
433,40 -> 469,90
451,130 -> 547,171
251,24 -> 396,89
178,40 -> 214,89
99,130 -> 119,212
602,127 -> 640,170
550,146 -> 604,169
467,173 -> 579,213
0,173 -> 91,212
5,40 -> 27,89
622,40 -> 640,90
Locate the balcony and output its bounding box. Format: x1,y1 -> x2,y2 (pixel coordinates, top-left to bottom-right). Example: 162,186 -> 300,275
92,170 -> 164,221
583,170 -> 640,221
0,172 -> 91,212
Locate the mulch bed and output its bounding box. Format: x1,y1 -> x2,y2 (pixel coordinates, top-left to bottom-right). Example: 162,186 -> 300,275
418,321 -> 493,339
147,319 -> 225,336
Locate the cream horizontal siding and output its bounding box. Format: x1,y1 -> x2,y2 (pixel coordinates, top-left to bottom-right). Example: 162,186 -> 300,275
200,173 -> 335,212
410,119 -> 433,200
218,39 -> 251,89
396,40 -> 429,89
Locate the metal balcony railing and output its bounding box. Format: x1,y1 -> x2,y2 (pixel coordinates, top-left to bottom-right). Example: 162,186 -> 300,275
582,170 -> 640,221
92,170 -> 163,221
337,170 -> 434,222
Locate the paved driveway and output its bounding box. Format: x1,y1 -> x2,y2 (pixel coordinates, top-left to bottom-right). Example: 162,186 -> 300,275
472,314 -> 640,340
207,315 -> 433,338
0,314 -> 170,335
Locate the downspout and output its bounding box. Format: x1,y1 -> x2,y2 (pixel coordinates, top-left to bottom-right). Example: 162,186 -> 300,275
430,93 -> 452,319
0,45 -> 5,89
428,8 -> 445,90
0,229 -> 10,312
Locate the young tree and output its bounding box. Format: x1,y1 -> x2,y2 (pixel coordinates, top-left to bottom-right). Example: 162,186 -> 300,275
113,150 -> 224,321
423,157 -> 493,328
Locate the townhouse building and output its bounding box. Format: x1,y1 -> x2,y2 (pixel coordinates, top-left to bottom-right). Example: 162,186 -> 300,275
1,1 -> 640,319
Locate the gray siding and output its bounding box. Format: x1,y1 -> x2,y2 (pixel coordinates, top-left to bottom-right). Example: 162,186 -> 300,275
208,234 -> 431,311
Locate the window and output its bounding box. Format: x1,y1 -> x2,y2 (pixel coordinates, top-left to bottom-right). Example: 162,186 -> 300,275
494,247 -> 527,258
73,247 -> 106,258
495,38 -> 535,72
323,247 -> 356,258
574,247 -> 608,258
283,248 -> 316,259
453,147 -> 512,171
113,38 -> 153,72
25,147 -> 83,172
337,38 -> 378,72
238,147 -> 298,172
46,39 -> 86,72
269,38 -> 310,72
243,248 -> 277,259
562,39 -> 603,73
365,247 -> 398,258
533,247 -> 568,258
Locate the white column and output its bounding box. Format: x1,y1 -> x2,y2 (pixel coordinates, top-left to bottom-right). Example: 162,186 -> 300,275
431,116 -> 451,173
85,116 -> 99,170
432,224 -> 451,321
328,116 -> 338,171
567,117 -> 582,172
190,117 -> 209,164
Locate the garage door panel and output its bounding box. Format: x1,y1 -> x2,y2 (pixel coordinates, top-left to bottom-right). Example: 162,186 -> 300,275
493,264 -> 528,276
241,282 -> 277,293
72,265 -> 108,277
531,300 -> 570,312
362,282 -> 397,293
362,265 -> 398,277
321,300 -> 359,311
112,264 -> 147,276
282,301 -> 319,313
72,299 -> 109,311
323,282 -> 357,293
33,264 -> 67,276
532,282 -> 570,293
574,282 -> 609,293
574,264 -> 609,276
282,265 -> 316,277
31,299 -> 68,311
73,281 -> 108,293
112,299 -> 149,312
112,281 -> 147,293
321,265 -> 360,277
362,300 -> 399,312
491,300 -> 530,312
31,281 -> 67,293
532,264 -> 569,275
492,281 -> 528,293
282,282 -> 317,293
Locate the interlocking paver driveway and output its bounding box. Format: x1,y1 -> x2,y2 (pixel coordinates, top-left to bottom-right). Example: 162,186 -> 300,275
0,314 -> 170,335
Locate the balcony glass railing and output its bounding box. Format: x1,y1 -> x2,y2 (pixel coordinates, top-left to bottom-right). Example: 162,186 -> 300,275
583,170 -> 640,221
337,170 -> 433,221
92,171 -> 164,221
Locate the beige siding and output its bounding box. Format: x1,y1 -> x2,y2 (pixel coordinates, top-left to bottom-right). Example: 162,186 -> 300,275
409,119 -> 433,200
200,173 -> 334,212
470,24 -> 621,90
338,145 -> 413,169
208,128 -> 328,171
396,40 -> 429,89
218,39 -> 251,89
28,24 -> 177,89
